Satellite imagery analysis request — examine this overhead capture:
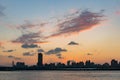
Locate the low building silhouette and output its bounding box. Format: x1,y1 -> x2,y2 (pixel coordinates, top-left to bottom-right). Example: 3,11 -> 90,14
13,62 -> 27,70
111,59 -> 119,68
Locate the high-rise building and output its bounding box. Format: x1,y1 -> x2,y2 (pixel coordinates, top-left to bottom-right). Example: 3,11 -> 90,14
37,53 -> 43,67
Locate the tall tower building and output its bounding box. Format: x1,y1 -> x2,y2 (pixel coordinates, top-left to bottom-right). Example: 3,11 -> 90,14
37,53 -> 43,67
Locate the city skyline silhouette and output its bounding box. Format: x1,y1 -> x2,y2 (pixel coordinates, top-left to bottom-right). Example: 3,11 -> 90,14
0,0 -> 120,68
0,52 -> 120,71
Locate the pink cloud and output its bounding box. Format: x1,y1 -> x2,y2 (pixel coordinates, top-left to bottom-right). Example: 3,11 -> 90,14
116,10 -> 120,15
69,8 -> 79,14
48,9 -> 105,38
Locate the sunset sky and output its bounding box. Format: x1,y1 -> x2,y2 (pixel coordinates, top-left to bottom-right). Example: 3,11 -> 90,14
0,0 -> 120,66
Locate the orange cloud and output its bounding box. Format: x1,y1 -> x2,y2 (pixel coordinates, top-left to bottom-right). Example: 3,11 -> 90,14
0,42 -> 1,46
0,41 -> 3,47
34,41 -> 49,44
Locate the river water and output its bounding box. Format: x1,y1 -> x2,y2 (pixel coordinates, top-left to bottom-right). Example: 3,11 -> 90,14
0,71 -> 120,80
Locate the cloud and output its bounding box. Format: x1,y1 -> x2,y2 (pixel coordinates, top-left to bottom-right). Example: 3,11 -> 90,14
38,49 -> 44,53
48,9 -> 104,38
3,49 -> 16,52
0,42 -> 2,46
12,9 -> 105,46
45,47 -> 67,55
0,42 -> 4,49
69,8 -> 80,14
12,21 -> 48,45
116,10 -> 120,15
17,20 -> 39,30
45,47 -> 67,59
21,43 -> 38,48
17,20 -> 47,30
87,53 -> 93,56
8,55 -> 21,60
56,53 -> 64,59
68,41 -> 79,45
12,31 -> 43,44
23,51 -> 36,56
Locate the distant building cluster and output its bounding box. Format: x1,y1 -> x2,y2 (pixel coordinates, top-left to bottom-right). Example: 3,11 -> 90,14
0,53 -> 120,71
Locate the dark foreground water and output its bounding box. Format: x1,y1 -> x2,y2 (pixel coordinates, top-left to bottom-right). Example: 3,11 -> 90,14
0,71 -> 120,80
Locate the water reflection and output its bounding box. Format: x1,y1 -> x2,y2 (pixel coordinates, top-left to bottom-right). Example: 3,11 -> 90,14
0,71 -> 120,80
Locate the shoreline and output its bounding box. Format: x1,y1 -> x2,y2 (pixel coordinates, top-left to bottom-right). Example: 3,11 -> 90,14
0,68 -> 120,71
